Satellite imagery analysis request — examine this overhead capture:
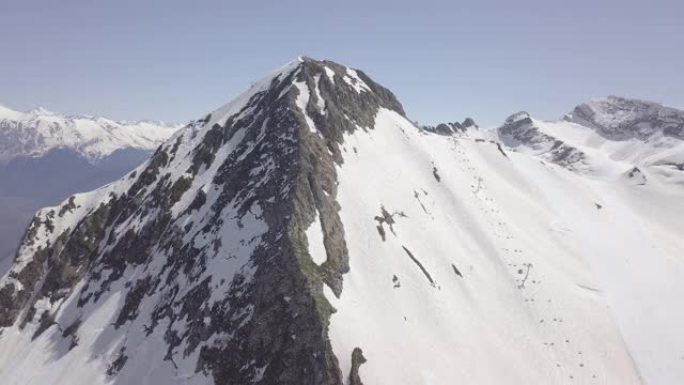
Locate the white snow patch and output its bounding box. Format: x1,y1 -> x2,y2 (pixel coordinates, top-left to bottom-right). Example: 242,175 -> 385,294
293,81 -> 317,133
305,210 -> 327,265
324,66 -> 336,83
313,75 -> 326,115
343,68 -> 370,93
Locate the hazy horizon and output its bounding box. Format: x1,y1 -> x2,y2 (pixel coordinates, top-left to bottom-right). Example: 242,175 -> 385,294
1,0 -> 682,127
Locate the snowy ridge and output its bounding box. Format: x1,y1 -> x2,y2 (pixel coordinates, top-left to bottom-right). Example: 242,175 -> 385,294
498,98 -> 684,183
0,104 -> 180,162
497,112 -> 590,172
420,117 -> 479,137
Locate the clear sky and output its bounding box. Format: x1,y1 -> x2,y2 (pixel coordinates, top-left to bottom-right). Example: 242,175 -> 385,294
1,0 -> 682,127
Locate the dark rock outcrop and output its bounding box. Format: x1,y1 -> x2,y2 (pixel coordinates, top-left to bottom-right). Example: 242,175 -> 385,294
421,118 -> 478,136
498,111 -> 586,170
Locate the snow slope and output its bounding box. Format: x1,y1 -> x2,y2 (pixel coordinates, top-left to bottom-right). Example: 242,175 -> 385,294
327,108 -> 649,385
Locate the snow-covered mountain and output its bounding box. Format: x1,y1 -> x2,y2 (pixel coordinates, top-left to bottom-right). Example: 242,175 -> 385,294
0,105 -> 179,268
0,58 -> 682,385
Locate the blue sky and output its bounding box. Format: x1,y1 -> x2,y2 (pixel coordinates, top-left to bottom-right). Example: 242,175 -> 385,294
1,0 -> 682,126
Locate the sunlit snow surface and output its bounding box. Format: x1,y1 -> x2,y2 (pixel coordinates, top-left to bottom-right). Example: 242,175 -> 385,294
327,109 -> 683,385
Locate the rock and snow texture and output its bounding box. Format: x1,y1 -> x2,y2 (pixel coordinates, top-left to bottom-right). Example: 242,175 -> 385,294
498,96 -> 684,178
0,106 -> 179,265
0,59 -> 682,385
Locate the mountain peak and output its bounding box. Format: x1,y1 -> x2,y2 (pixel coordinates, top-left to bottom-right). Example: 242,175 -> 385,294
504,111 -> 532,124
565,96 -> 684,140
192,57 -> 405,168
204,57 -> 404,133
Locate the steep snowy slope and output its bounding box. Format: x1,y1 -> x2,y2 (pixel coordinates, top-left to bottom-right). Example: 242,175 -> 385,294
327,111 -> 651,385
0,106 -> 179,265
0,59 -> 680,385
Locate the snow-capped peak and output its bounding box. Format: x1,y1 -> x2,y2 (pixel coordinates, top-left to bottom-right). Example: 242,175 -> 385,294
565,96 -> 684,141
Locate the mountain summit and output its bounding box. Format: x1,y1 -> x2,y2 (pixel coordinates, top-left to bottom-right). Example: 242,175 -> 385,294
565,95 -> 684,140
0,58 -> 682,385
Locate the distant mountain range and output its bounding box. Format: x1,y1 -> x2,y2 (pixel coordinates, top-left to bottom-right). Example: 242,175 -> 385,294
0,105 -> 178,162
499,96 -> 684,176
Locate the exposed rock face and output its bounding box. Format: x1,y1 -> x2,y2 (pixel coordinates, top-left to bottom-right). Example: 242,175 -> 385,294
348,348 -> 367,385
421,117 -> 478,136
565,96 -> 684,141
498,111 -> 586,170
0,57 -> 405,385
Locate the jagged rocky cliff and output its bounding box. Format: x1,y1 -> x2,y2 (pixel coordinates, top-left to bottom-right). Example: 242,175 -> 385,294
0,59 -> 682,385
497,111 -> 587,170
